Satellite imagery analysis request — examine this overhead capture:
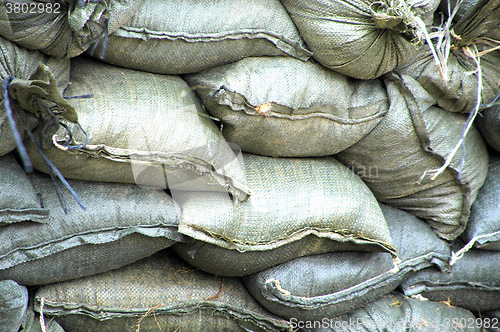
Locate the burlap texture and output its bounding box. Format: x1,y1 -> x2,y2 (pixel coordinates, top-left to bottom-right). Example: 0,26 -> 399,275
0,280 -> 28,332
280,0 -> 439,79
34,250 -> 291,332
25,57 -> 250,201
336,74 -> 489,240
185,56 -> 388,157
88,0 -> 312,74
0,171 -> 182,286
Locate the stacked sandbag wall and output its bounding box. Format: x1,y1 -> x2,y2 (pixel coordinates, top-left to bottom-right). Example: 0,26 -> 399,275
0,0 -> 498,331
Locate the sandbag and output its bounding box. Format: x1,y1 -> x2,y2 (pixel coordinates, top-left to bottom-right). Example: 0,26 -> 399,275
396,0 -> 500,114
401,241 -> 500,311
0,153 -> 49,224
0,36 -> 70,156
476,105 -> 500,152
0,0 -> 144,58
0,280 -> 28,332
173,153 -> 396,277
185,56 -> 388,157
0,171 -> 182,286
33,250 -> 291,332
280,0 -> 440,79
336,74 -> 489,240
88,0 -> 312,75
243,203 -> 450,320
19,295 -> 65,332
461,152 -> 500,250
305,293 -> 480,332
25,56 -> 250,201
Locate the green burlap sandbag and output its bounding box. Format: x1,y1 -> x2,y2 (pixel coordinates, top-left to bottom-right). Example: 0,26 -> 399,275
87,0 -> 312,75
280,0 -> 439,79
243,204 -> 451,320
25,56 -> 250,201
477,105 -> 500,152
185,56 -> 388,157
0,36 -> 70,157
401,241 -> 500,311
306,293 -> 480,332
0,0 -> 144,58
0,171 -> 182,286
173,153 -> 396,277
336,74 -> 489,240
0,153 -> 49,224
396,0 -> 500,113
461,152 -> 500,250
33,250 -> 291,332
0,280 -> 28,332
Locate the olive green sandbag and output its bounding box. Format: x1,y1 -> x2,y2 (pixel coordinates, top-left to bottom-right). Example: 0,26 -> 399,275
88,0 -> 312,75
173,153 -> 396,277
25,56 -> 250,201
396,0 -> 500,114
462,152 -> 500,250
280,0 -> 439,79
243,204 -> 451,320
477,105 -> 500,152
0,171 -> 182,286
0,0 -> 144,58
308,293 -> 480,332
401,241 -> 500,311
0,36 -> 70,157
34,250 -> 291,332
0,153 -> 49,224
0,280 -> 28,332
185,56 -> 388,157
336,74 -> 489,240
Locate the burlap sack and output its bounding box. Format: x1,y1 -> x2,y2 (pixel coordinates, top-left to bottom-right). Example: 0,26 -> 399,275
0,280 -> 28,332
25,56 -> 250,201
0,0 -> 144,58
243,204 -> 450,320
336,74 -> 489,240
174,153 -> 396,277
396,0 -> 500,114
280,0 -> 440,79
307,293 -> 480,332
185,56 -> 388,157
0,154 -> 49,225
401,240 -> 500,311
0,36 -> 70,157
88,0 -> 312,75
0,171 -> 182,286
462,152 -> 500,250
34,250 -> 291,332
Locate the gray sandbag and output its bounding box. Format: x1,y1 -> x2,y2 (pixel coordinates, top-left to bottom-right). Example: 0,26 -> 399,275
280,0 -> 440,79
461,152 -> 500,250
173,153 -> 396,277
401,241 -> 500,311
0,35 -> 70,157
33,250 -> 291,332
477,105 -> 500,152
336,74 -> 489,240
25,56 -> 250,201
0,280 -> 28,332
185,56 -> 388,157
243,203 -> 450,320
396,1 -> 500,114
0,171 -> 182,286
88,0 -> 312,75
0,153 -> 49,224
0,0 -> 144,58
306,293 -> 480,332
